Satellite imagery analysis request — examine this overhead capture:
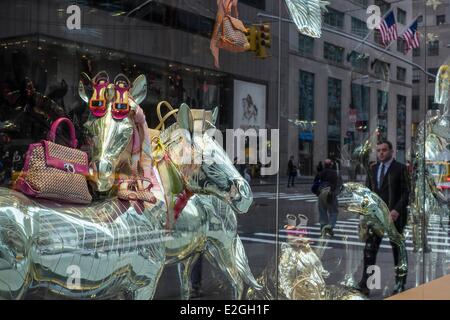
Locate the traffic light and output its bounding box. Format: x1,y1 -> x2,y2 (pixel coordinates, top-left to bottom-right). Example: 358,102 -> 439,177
256,23 -> 271,59
245,25 -> 258,52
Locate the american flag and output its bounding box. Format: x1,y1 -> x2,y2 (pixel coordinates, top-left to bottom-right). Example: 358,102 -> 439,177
402,19 -> 420,52
378,10 -> 398,46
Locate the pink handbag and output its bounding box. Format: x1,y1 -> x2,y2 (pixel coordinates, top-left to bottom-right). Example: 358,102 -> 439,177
15,118 -> 92,204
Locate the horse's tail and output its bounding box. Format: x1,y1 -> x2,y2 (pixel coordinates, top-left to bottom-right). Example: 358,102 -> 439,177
234,236 -> 263,291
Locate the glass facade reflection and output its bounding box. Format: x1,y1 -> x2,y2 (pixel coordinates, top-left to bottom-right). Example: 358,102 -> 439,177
0,0 -> 450,301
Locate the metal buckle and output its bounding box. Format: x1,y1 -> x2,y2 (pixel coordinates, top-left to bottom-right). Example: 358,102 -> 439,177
64,163 -> 75,174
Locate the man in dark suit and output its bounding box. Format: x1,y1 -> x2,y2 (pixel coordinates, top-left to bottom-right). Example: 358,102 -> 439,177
357,140 -> 410,296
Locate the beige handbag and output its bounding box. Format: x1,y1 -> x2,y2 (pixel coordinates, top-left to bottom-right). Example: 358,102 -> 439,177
15,118 -> 92,204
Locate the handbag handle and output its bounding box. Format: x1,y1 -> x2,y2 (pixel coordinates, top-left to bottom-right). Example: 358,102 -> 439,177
47,117 -> 78,148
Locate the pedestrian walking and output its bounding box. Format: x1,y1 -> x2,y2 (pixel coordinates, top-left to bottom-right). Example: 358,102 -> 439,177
287,156 -> 297,187
314,159 -> 341,236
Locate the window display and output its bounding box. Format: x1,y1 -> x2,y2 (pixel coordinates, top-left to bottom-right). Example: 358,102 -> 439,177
0,0 -> 450,302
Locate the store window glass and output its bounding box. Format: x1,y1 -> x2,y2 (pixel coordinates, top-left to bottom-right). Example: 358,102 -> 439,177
2,0 -> 450,303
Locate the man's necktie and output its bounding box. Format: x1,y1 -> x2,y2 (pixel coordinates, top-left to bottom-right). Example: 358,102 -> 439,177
379,163 -> 385,189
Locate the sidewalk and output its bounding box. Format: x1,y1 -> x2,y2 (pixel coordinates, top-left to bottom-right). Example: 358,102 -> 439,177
249,174 -> 366,187
249,175 -> 314,187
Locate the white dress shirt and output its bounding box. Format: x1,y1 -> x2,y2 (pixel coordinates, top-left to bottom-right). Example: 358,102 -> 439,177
377,158 -> 394,189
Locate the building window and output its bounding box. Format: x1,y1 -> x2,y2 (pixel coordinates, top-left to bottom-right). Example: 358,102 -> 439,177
428,40 -> 439,56
397,8 -> 406,25
397,67 -> 406,81
328,78 -> 341,159
351,84 -> 370,144
351,17 -> 369,38
299,34 -> 314,56
373,60 -> 390,80
374,29 -> 384,46
324,42 -> 344,64
349,51 -> 369,72
375,0 -> 391,15
377,90 -> 388,141
437,15 -> 446,25
397,95 -> 406,163
428,95 -> 439,110
413,68 -> 420,83
351,0 -> 368,6
412,95 -> 420,111
299,70 -> 315,121
90,2 -> 215,38
323,7 -> 344,29
428,68 -> 439,83
397,38 -> 407,53
417,15 -> 423,25
299,70 -> 315,175
413,47 -> 420,57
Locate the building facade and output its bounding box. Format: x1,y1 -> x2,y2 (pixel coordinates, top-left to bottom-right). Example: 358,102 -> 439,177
286,0 -> 413,175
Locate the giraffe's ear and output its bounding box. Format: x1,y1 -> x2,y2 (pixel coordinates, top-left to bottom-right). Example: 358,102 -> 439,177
435,64 -> 450,105
78,80 -> 89,103
130,75 -> 147,105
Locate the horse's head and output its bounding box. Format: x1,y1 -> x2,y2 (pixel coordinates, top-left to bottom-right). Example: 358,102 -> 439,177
160,104 -> 253,214
79,71 -> 147,192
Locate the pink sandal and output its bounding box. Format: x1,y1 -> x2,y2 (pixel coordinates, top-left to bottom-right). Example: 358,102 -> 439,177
118,177 -> 157,204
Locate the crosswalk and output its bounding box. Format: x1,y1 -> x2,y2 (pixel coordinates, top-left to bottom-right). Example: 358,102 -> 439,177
241,216 -> 450,254
252,191 -> 354,204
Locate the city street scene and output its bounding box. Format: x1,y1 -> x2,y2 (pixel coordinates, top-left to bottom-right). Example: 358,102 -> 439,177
1,0 -> 450,302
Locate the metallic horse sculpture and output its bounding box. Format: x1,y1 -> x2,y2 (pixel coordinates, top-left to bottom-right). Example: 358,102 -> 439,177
340,182 -> 408,293
246,232 -> 366,300
0,73 -> 258,299
79,72 -> 260,299
410,63 -> 450,253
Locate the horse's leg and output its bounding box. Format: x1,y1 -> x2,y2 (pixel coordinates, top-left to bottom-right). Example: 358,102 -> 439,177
177,253 -> 201,300
204,242 -> 244,300
129,260 -> 165,300
0,215 -> 32,299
